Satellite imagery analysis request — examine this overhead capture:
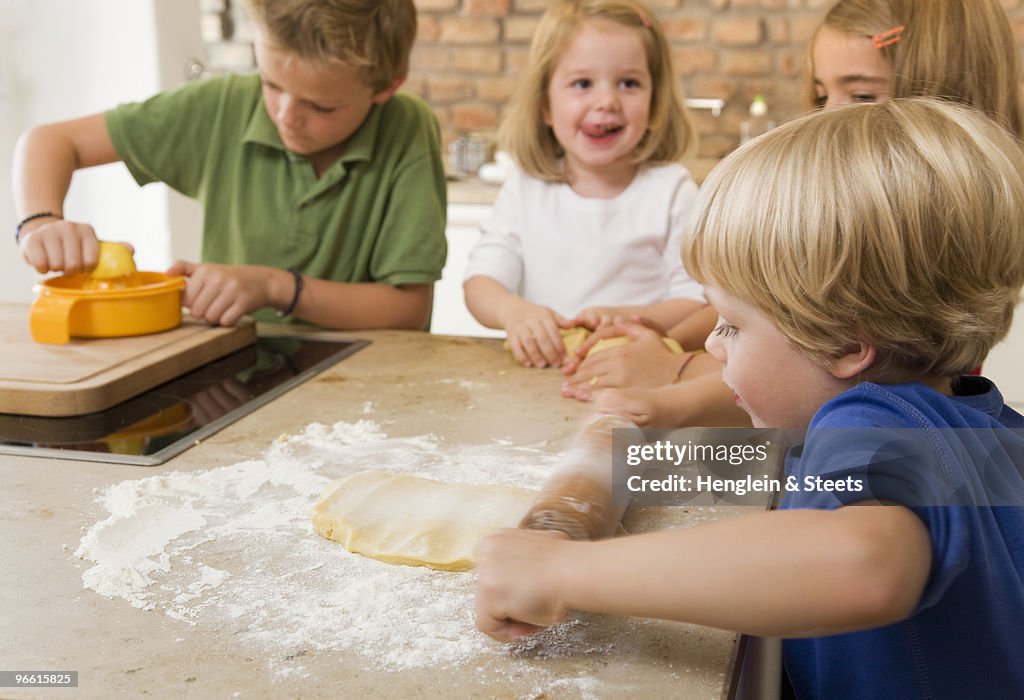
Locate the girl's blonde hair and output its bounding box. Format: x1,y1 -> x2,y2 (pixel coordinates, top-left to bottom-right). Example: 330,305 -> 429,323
807,0 -> 1023,137
684,98 -> 1024,381
501,0 -> 695,181
244,0 -> 416,93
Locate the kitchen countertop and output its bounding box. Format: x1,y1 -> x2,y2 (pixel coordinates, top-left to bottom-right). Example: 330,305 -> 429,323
1,328 -> 761,699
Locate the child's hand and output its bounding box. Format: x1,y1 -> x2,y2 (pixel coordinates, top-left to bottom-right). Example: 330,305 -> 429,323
590,387 -> 661,426
474,528 -> 572,642
563,315 -> 667,371
18,219 -> 100,275
503,299 -> 572,368
168,260 -> 274,326
595,374 -> 751,429
561,319 -> 681,397
573,306 -> 620,330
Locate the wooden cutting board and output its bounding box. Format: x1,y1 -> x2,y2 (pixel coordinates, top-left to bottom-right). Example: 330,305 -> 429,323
0,303 -> 257,417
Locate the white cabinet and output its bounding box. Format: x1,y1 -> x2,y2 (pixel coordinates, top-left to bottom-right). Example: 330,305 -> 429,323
431,203 -> 504,338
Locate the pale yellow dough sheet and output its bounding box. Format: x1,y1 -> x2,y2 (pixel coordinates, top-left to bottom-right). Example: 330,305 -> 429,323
312,470 -> 538,571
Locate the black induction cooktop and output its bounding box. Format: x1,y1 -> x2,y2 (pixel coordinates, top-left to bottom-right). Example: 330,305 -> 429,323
0,335 -> 368,465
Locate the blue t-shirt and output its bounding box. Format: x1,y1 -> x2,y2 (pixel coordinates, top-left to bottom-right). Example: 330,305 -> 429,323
781,378 -> 1024,699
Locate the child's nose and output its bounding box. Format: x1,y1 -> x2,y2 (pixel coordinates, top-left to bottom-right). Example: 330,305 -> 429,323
705,331 -> 725,362
593,85 -> 620,110
823,95 -> 849,111
276,95 -> 302,128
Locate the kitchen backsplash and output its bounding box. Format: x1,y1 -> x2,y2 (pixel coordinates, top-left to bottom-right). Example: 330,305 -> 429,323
199,0 -> 1024,159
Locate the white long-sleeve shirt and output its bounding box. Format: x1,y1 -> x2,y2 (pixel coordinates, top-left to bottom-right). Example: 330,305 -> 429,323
463,162 -> 704,319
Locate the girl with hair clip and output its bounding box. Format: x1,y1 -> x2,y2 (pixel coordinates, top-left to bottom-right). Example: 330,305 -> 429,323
810,0 -> 1021,135
562,0 -> 1023,427
463,0 -> 707,369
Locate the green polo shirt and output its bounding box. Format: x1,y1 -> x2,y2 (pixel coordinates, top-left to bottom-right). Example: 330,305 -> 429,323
105,73 -> 447,322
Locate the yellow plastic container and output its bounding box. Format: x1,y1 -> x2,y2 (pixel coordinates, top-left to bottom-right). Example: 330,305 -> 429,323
30,271 -> 186,345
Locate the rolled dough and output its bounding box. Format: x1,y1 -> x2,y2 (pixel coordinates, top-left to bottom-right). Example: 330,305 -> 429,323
312,470 -> 537,571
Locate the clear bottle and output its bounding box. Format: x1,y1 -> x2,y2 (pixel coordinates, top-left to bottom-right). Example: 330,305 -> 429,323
447,136 -> 468,177
740,94 -> 776,144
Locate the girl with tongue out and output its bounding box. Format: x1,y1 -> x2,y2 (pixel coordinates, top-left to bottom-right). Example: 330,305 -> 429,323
463,0 -> 707,369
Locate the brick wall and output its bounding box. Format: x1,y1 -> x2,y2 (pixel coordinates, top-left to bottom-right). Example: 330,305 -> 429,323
201,0 -> 1024,159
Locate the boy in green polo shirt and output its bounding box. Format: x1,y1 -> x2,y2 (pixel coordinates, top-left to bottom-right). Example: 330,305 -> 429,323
13,0 -> 446,329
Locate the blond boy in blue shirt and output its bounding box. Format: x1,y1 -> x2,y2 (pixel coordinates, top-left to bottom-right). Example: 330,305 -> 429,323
476,99 -> 1024,698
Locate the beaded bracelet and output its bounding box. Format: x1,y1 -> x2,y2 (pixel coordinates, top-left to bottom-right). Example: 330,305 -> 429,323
15,211 -> 62,243
276,267 -> 304,317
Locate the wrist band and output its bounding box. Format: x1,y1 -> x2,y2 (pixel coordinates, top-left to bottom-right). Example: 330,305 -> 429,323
672,352 -> 699,384
276,267 -> 304,317
15,211 -> 62,242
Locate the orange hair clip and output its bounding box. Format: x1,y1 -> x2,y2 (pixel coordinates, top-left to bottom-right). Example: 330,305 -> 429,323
872,25 -> 905,49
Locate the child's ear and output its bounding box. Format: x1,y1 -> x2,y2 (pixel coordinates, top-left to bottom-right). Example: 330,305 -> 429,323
541,96 -> 552,126
373,75 -> 407,105
830,341 -> 876,380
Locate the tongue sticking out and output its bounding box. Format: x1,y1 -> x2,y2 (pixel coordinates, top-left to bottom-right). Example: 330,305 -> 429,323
582,123 -> 623,139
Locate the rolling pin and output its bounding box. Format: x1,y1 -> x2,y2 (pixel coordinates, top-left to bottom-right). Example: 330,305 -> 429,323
519,414 -> 646,540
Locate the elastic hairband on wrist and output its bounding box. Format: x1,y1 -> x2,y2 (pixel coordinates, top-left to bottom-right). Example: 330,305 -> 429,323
15,211 -> 62,242
672,352 -> 699,384
276,267 -> 304,317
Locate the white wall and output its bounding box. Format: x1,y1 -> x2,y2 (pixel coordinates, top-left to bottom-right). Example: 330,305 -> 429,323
0,0 -> 202,304
986,315 -> 1024,409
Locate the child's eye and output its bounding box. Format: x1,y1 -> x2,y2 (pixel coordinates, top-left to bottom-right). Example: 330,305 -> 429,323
813,93 -> 827,108
620,78 -> 642,89
712,324 -> 737,338
571,78 -> 592,89
853,93 -> 878,103
311,104 -> 336,114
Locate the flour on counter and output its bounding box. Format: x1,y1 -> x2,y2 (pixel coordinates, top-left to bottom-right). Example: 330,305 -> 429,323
74,419 -> 596,673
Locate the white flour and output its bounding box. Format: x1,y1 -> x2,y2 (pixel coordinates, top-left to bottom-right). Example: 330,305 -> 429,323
73,419 -> 609,674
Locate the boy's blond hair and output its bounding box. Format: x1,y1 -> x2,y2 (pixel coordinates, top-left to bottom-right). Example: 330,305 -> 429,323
244,0 -> 415,93
683,99 -> 1024,380
807,0 -> 1023,138
501,0 -> 695,182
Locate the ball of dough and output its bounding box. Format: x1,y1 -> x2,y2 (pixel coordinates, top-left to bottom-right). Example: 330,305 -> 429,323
586,334 -> 683,358
503,326 -> 683,359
